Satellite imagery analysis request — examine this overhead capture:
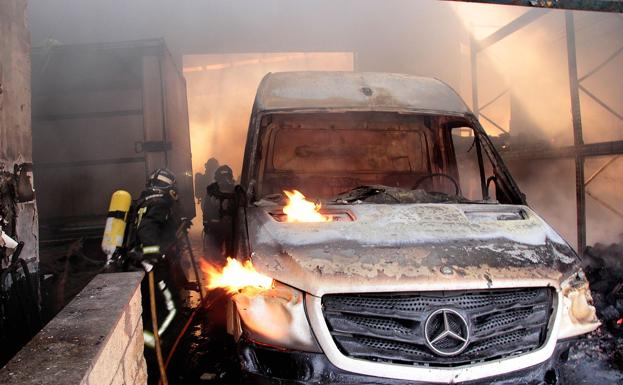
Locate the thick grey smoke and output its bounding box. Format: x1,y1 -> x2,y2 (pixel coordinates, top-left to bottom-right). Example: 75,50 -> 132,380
27,0 -> 623,247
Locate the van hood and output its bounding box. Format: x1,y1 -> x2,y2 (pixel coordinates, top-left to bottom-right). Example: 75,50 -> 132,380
246,204 -> 579,296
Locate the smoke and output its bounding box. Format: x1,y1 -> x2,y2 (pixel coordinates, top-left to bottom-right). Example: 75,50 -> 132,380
449,4 -> 623,247
26,0 -> 623,247
184,52 -> 353,177
452,4 -> 623,144
507,156 -> 623,249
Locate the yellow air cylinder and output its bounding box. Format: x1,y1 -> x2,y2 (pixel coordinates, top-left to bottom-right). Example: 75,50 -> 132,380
101,190 -> 132,257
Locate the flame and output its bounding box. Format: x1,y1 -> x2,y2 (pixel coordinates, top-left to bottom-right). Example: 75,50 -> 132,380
283,190 -> 332,223
617,318 -> 623,327
201,257 -> 273,294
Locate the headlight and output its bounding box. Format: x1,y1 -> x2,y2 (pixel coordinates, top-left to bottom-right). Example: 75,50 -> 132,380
231,280 -> 322,352
558,270 -> 601,339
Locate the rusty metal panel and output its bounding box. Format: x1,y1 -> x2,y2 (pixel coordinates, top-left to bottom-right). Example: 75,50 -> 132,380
32,39 -> 195,240
0,0 -> 31,163
0,0 -> 37,266
161,50 -> 195,218
0,0 -> 39,364
141,55 -> 167,172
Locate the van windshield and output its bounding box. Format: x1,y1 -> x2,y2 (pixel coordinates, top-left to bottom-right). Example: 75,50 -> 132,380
257,112 -> 504,204
272,128 -> 429,174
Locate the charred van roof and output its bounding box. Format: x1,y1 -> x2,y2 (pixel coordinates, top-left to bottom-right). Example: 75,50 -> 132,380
255,71 -> 471,114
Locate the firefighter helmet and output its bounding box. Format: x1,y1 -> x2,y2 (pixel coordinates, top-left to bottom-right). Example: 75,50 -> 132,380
214,165 -> 233,184
147,168 -> 177,190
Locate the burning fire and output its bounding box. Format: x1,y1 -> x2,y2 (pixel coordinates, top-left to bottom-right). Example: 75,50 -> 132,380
201,257 -> 273,294
283,190 -> 332,223
199,191 -> 330,294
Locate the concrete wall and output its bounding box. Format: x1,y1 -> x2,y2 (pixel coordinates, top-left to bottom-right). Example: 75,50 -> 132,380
0,0 -> 38,269
0,272 -> 147,385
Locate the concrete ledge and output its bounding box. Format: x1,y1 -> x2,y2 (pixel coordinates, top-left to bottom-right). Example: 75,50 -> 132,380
0,272 -> 146,385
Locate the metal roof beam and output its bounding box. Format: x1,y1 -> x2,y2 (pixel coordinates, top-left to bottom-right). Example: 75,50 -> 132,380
444,1 -> 623,13
476,8 -> 545,51
579,45 -> 623,82
502,140 -> 623,160
579,85 -> 623,122
480,88 -> 509,111
480,112 -> 509,133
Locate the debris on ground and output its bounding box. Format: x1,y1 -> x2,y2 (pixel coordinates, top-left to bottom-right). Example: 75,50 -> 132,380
558,241 -> 623,384
584,242 -> 623,336
560,327 -> 623,384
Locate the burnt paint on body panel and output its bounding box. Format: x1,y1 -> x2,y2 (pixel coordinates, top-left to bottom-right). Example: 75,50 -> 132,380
248,240 -> 576,297
255,238 -> 576,274
242,203 -> 578,294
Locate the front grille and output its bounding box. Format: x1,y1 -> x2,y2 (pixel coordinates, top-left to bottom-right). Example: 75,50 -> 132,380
322,288 -> 554,367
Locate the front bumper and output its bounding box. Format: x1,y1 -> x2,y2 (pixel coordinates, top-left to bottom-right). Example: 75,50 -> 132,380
239,338 -> 572,385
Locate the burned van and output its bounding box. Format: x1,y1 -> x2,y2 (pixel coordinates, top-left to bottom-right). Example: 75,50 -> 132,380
228,72 -> 599,384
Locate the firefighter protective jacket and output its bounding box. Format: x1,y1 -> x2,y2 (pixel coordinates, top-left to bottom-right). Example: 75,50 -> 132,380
135,188 -> 180,258
204,182 -> 236,222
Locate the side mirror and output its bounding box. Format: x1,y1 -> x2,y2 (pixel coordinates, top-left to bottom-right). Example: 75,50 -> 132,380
487,174 -> 518,204
485,176 -> 497,202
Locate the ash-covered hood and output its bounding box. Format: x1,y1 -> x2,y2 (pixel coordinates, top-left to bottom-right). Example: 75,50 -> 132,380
247,203 -> 579,296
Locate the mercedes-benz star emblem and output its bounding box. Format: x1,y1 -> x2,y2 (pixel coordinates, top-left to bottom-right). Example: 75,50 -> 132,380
424,309 -> 470,356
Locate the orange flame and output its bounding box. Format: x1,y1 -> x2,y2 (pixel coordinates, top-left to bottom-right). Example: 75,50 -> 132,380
201,257 -> 273,294
283,190 -> 332,223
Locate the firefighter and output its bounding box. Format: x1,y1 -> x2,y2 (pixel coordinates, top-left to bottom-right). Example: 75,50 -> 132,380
195,157 -> 219,205
135,168 -> 182,272
203,165 -> 236,261
130,168 -> 187,380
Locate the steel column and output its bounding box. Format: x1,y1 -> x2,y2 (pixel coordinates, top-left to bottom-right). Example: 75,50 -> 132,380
470,36 -> 480,117
565,11 -> 586,255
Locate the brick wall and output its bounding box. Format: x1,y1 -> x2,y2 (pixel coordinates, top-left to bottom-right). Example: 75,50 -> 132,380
82,274 -> 147,385
0,272 -> 147,385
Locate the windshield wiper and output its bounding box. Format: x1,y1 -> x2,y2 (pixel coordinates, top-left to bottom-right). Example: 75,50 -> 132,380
332,185 -> 399,204
333,185 -> 480,204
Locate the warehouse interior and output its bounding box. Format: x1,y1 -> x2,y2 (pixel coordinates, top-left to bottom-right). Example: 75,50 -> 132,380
1,1 -> 623,384
26,1 -> 623,246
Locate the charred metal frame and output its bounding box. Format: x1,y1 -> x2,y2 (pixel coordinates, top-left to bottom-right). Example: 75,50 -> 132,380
469,6 -> 623,255
445,1 -> 623,13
